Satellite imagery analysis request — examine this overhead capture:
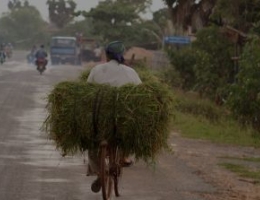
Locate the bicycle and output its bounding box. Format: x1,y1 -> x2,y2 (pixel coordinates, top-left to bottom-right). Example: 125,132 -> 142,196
99,140 -> 122,200
91,89 -> 123,200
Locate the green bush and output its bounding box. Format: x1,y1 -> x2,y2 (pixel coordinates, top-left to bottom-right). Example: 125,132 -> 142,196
192,27 -> 234,101
166,47 -> 197,90
175,92 -> 223,123
228,36 -> 260,131
166,26 -> 234,102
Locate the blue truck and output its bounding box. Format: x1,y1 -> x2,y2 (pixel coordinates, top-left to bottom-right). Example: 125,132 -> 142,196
50,36 -> 80,65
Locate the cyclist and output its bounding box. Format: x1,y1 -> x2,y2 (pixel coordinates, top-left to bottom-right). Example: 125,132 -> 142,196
87,41 -> 142,193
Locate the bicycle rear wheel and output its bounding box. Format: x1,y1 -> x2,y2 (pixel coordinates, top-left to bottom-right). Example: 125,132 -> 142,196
112,148 -> 122,197
100,141 -> 113,200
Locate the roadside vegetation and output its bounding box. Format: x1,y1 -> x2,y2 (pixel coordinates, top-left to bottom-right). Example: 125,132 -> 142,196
219,162 -> 260,184
160,1 -> 260,149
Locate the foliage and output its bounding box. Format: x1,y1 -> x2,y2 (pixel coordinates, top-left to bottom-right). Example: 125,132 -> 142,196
250,21 -> 260,36
174,111 -> 260,147
128,20 -> 162,47
153,8 -> 169,26
162,0 -> 260,33
46,0 -> 77,29
0,5 -> 47,47
219,163 -> 260,183
162,0 -> 177,7
227,37 -> 260,131
54,19 -> 94,38
192,26 -> 234,100
175,92 -> 222,123
8,0 -> 22,10
153,8 -> 170,34
162,0 -> 217,33
166,26 -> 234,101
79,0 -> 158,47
211,0 -> 260,32
167,47 -> 197,90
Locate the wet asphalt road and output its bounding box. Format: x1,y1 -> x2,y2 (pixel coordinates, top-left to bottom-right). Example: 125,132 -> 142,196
0,51 -> 216,200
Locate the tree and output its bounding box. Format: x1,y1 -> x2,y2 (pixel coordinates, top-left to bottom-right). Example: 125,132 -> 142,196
162,0 -> 217,33
8,0 -> 22,10
166,26 -> 234,100
46,0 -> 77,29
153,8 -> 170,36
56,19 -> 94,38
210,0 -> 260,32
81,0 -> 157,47
227,36 -> 260,131
0,5 -> 47,47
24,0 -> 29,7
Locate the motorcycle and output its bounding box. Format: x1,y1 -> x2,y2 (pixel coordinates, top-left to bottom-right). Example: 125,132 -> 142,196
36,58 -> 47,75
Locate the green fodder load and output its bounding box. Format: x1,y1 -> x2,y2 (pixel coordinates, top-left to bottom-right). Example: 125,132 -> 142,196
79,69 -> 91,81
45,78 -> 174,162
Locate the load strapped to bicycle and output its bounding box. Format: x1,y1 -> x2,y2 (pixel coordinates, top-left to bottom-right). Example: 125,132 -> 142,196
44,68 -> 174,200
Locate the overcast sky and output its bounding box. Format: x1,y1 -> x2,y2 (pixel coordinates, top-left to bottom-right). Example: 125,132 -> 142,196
0,0 -> 166,20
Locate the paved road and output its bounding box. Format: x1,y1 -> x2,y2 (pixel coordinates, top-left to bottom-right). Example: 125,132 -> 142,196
0,51 -> 216,200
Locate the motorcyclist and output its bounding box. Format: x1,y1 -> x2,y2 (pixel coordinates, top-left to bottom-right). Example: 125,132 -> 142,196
86,41 -> 142,193
35,45 -> 48,68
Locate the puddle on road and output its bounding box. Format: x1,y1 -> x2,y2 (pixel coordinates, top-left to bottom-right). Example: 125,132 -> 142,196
0,155 -> 19,159
2,62 -> 32,73
0,61 -> 91,200
33,178 -> 71,183
3,79 -> 85,177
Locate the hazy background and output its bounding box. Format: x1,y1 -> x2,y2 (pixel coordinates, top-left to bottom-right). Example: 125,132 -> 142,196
0,0 -> 166,20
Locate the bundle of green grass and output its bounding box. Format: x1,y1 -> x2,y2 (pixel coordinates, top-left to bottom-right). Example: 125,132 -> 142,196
45,68 -> 174,162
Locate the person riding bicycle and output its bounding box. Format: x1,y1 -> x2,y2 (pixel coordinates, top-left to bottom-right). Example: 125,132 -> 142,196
35,45 -> 48,67
87,41 -> 142,193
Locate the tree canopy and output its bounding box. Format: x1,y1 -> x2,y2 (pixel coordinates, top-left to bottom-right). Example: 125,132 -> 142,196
162,0 -> 216,33
0,5 -> 47,47
211,0 -> 260,32
80,0 -> 158,47
46,0 -> 77,29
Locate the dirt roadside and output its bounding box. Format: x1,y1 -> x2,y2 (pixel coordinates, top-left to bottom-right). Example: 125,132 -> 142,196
172,133 -> 260,200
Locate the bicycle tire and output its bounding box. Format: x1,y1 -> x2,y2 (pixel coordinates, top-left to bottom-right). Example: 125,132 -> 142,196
113,148 -> 122,197
100,142 -> 113,200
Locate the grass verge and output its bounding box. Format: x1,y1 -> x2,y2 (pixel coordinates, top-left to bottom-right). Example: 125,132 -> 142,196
219,156 -> 260,163
173,111 -> 260,147
219,163 -> 260,184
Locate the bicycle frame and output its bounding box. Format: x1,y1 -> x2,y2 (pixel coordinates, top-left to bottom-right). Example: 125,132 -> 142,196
100,140 -> 122,200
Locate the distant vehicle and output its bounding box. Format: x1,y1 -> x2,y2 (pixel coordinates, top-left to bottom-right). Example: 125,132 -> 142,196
50,36 -> 80,65
76,36 -> 102,62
